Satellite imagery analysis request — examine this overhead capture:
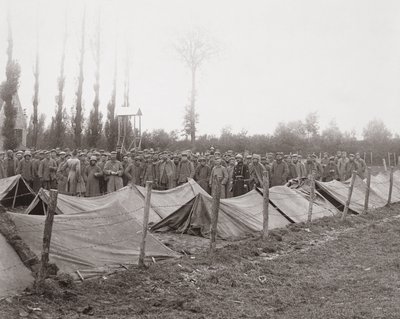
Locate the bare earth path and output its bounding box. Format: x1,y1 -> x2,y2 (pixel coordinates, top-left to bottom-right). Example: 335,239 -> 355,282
1,204 -> 400,319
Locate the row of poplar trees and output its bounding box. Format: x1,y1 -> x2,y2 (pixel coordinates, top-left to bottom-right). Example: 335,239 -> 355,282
1,11 -> 119,151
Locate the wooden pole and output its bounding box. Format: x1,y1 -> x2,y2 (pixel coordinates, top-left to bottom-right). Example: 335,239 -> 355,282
383,159 -> 387,171
262,170 -> 269,239
387,167 -> 394,206
307,171 -> 315,223
36,189 -> 58,290
363,152 -> 366,162
370,152 -> 373,165
394,152 -> 397,166
342,171 -> 357,221
138,181 -> 153,267
11,178 -> 20,209
388,152 -> 391,167
363,168 -> 371,214
209,176 -> 221,261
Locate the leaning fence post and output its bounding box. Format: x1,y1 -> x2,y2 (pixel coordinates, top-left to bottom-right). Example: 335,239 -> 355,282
138,181 -> 153,268
342,171 -> 357,221
307,171 -> 315,223
383,159 -> 387,171
363,168 -> 371,214
209,176 -> 221,261
36,189 -> 58,291
387,167 -> 394,207
262,170 -> 269,239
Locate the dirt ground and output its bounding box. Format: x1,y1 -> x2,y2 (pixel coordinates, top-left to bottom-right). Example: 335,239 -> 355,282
1,204 -> 400,319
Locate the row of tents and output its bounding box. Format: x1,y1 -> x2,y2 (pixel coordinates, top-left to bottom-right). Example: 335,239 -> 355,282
1,170 -> 399,298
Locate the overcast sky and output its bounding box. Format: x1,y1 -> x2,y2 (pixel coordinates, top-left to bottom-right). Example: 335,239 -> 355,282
1,0 -> 400,138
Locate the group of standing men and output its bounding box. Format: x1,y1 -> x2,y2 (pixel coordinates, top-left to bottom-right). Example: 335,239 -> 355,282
0,147 -> 367,198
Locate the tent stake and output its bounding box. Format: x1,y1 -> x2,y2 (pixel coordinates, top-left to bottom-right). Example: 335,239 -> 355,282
342,171 -> 356,221
209,176 -> 221,262
138,181 -> 153,268
307,171 -> 315,223
262,170 -> 270,239
35,189 -> 58,293
363,168 -> 371,214
387,167 -> 394,207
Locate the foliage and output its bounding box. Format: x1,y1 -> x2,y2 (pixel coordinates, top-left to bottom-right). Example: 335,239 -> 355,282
0,60 -> 21,150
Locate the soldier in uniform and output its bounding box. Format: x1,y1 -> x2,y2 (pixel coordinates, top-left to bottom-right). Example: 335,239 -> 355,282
355,152 -> 366,179
270,152 -> 289,186
176,153 -> 195,185
323,156 -> 339,182
232,154 -> 250,197
103,151 -> 124,193
344,154 -> 359,180
194,156 -> 211,193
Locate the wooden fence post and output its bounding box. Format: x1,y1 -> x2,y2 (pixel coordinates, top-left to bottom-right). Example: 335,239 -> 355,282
307,171 -> 315,223
139,181 -> 153,267
383,159 -> 387,171
363,152 -> 366,162
36,189 -> 57,291
209,176 -> 221,261
387,167 -> 394,207
363,168 -> 371,214
262,170 -> 269,239
370,152 -> 373,165
342,172 -> 357,221
388,152 -> 391,167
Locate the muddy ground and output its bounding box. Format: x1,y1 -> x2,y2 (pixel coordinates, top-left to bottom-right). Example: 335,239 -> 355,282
1,204 -> 400,319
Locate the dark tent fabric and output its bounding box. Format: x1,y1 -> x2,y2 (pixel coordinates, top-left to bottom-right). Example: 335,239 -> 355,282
0,175 -> 36,208
151,190 -> 290,240
0,232 -> 34,298
8,201 -> 178,281
267,186 -> 337,223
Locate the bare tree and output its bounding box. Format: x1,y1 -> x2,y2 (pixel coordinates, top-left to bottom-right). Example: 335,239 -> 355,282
175,29 -> 216,148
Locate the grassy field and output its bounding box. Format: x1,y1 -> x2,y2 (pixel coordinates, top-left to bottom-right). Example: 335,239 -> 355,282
1,204 -> 400,319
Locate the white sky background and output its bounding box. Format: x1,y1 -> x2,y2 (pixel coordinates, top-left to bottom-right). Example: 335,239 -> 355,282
0,0 -> 400,138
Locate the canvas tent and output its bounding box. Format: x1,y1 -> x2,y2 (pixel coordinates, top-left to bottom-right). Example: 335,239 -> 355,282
0,175 -> 35,208
151,190 -> 290,240
134,178 -> 208,219
25,186 -> 162,224
267,186 -> 337,222
370,171 -> 400,203
5,201 -> 178,286
316,175 -> 393,214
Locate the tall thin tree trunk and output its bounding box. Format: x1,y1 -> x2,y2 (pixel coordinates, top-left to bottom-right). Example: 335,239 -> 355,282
190,67 -> 196,147
32,35 -> 39,149
74,9 -> 85,148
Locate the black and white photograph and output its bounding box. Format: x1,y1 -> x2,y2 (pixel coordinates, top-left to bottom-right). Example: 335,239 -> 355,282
0,0 -> 400,318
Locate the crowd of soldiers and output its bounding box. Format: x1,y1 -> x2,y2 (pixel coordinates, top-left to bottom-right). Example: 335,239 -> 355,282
0,147 -> 366,198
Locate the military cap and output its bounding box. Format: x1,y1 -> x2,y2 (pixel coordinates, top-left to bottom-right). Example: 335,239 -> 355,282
90,156 -> 97,161
292,154 -> 298,157
252,154 -> 261,160
329,156 -> 335,160
235,154 -> 243,159
349,153 -> 355,157
311,153 -> 317,158
24,151 -> 31,157
110,151 -> 117,155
